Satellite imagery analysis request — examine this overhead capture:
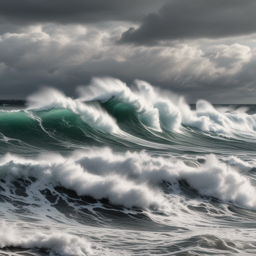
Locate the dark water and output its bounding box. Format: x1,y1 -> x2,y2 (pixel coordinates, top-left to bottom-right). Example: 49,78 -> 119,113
1,80 -> 256,255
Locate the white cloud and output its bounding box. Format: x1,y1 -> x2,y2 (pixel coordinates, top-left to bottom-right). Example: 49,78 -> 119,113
205,43 -> 252,74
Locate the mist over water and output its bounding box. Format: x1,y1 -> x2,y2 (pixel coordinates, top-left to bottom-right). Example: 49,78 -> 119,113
1,77 -> 256,255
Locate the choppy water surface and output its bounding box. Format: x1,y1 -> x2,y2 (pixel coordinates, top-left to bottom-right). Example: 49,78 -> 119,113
1,78 -> 256,255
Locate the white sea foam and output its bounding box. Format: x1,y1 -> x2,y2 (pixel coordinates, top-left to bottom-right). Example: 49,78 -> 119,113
223,156 -> 253,171
73,149 -> 256,209
0,222 -> 119,256
179,99 -> 256,135
0,149 -> 256,210
27,87 -> 119,134
0,152 -> 165,210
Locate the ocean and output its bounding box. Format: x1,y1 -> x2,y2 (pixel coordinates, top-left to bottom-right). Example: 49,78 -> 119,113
1,78 -> 256,255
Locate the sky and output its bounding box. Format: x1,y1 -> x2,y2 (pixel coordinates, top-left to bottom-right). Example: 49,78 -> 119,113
1,0 -> 256,103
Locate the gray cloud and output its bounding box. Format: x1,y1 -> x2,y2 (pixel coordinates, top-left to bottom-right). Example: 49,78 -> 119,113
0,24 -> 256,103
0,0 -> 165,28
0,1 -> 256,103
119,0 -> 256,45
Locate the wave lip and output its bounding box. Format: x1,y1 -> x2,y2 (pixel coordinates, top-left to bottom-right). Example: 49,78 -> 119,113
27,87 -> 120,134
78,77 -> 162,131
78,77 -> 182,132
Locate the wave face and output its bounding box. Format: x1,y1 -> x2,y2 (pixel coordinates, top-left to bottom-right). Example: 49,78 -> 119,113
1,78 -> 256,255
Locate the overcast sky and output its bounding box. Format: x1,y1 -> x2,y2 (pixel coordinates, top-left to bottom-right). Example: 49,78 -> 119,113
1,0 -> 256,103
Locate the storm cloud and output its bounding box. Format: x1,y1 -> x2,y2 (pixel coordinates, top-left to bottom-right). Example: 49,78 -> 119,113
0,0 -> 165,25
119,0 -> 256,45
0,0 -> 256,103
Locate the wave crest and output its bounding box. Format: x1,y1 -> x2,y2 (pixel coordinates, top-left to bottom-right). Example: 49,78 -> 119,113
27,87 -> 119,134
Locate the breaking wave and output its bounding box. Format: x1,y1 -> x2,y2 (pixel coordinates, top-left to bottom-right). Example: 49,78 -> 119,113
23,77 -> 256,140
0,77 -> 256,156
0,148 -> 255,211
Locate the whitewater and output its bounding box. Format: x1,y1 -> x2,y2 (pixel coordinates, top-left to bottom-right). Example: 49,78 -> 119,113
1,78 -> 256,255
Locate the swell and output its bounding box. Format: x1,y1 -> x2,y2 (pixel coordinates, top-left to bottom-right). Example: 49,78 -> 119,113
0,109 -> 100,154
101,98 -> 256,153
1,77 -> 256,156
0,108 -> 170,154
0,107 -> 255,158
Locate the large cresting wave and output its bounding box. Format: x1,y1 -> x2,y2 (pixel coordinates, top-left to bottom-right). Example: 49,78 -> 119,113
0,77 -> 255,146
24,77 -> 256,138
